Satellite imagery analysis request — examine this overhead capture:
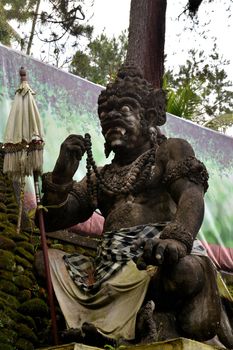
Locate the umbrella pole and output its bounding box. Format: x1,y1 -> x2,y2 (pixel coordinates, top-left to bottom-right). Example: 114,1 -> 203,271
16,177 -> 25,234
33,172 -> 59,345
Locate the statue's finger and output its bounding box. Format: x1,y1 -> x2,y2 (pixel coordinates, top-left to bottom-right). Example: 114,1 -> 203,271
130,237 -> 145,252
166,245 -> 179,264
143,239 -> 155,263
154,243 -> 166,265
136,257 -> 147,270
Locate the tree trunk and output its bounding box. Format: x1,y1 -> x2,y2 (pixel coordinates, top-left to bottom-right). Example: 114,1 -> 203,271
27,0 -> 41,55
126,0 -> 167,88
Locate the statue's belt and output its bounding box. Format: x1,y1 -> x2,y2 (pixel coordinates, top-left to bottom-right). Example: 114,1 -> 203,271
63,223 -> 207,293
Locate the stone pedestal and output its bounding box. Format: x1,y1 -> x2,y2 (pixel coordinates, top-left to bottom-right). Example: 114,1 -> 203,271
37,338 -> 225,350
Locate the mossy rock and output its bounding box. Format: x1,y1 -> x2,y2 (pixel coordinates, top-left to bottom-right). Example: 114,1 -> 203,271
0,249 -> 16,271
0,235 -> 16,251
6,207 -> 19,214
3,306 -> 37,330
50,243 -> 64,250
0,312 -> 16,329
17,241 -> 35,254
0,269 -> 14,281
15,323 -> 38,343
0,291 -> 20,308
15,255 -> 33,270
0,278 -> 19,295
18,289 -> 32,303
61,243 -> 78,254
0,202 -> 7,211
18,298 -> 49,317
15,265 -> 25,274
23,270 -> 36,283
0,185 -> 11,194
15,337 -> 34,350
6,213 -> 19,225
2,225 -> 18,236
18,315 -> 37,331
0,343 -> 15,350
6,203 -> 18,209
13,274 -> 34,289
0,212 -> 9,221
14,246 -> 34,263
6,232 -> 29,242
0,328 -> 18,344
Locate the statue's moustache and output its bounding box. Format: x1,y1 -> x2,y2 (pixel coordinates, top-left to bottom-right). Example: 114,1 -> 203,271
101,119 -> 129,135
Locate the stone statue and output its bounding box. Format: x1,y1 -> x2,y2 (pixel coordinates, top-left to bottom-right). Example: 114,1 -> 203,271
40,64 -> 233,348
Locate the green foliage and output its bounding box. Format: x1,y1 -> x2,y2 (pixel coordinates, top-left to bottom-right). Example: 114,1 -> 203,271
164,45 -> 233,131
70,30 -> 128,85
203,113 -> 233,133
0,0 -> 36,45
165,79 -> 202,121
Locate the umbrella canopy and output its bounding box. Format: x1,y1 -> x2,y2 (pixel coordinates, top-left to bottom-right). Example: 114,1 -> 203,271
3,67 -> 44,180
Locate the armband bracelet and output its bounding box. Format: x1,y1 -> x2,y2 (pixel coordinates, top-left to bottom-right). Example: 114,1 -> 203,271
160,221 -> 194,253
42,172 -> 74,194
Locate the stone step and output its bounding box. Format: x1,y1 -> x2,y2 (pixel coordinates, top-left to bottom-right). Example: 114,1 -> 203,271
37,338 -> 225,350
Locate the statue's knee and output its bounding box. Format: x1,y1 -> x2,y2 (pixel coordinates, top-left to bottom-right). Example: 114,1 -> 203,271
179,313 -> 220,341
163,255 -> 205,297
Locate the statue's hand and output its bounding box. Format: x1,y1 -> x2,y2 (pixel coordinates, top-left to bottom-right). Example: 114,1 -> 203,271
53,134 -> 86,184
132,237 -> 187,269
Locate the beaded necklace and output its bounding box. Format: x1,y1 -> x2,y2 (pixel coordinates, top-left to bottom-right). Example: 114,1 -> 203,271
84,133 -> 157,208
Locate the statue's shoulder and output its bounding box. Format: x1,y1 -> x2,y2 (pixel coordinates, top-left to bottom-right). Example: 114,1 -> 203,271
157,137 -> 195,164
157,138 -> 208,192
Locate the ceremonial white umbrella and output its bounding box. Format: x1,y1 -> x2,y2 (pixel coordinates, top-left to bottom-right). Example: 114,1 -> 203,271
2,67 -> 58,345
2,67 -> 44,233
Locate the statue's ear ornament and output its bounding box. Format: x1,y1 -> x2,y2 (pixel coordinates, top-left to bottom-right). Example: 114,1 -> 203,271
149,127 -> 158,145
147,89 -> 167,126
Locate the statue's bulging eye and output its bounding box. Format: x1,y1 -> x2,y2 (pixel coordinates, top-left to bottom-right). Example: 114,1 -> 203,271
121,105 -> 131,113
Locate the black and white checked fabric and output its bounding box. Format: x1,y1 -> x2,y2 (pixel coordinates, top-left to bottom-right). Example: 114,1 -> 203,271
63,223 -> 206,293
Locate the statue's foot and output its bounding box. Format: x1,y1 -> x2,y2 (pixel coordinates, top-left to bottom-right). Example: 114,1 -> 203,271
82,322 -> 116,348
61,328 -> 84,343
136,300 -> 158,344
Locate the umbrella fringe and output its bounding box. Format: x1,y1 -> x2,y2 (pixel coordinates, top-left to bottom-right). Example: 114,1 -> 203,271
3,149 -> 43,180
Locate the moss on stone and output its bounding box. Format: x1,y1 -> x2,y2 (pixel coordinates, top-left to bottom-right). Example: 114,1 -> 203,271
13,275 -> 34,289
0,249 -> 16,271
0,291 -> 20,308
15,255 -> 32,270
15,323 -> 38,343
0,212 -> 8,222
0,202 -> 7,211
23,270 -> 36,283
14,247 -> 34,263
3,306 -> 37,330
0,312 -> 16,329
6,203 -> 18,210
0,343 -> 15,350
0,328 -> 18,344
0,279 -> 19,295
17,289 -> 32,303
15,265 -> 25,275
0,269 -> 14,281
0,235 -> 16,251
17,241 -> 34,255
2,225 -> 18,236
6,213 -> 19,224
15,338 -> 34,350
7,232 -> 29,242
18,298 -> 49,317
50,243 -> 64,250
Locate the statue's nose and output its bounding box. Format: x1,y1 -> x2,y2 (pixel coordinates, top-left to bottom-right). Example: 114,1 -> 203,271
107,110 -> 121,119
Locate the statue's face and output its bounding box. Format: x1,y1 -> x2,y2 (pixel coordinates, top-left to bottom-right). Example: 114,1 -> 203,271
99,96 -> 145,152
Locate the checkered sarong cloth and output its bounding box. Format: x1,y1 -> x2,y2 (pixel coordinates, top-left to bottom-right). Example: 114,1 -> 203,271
63,223 -> 206,293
